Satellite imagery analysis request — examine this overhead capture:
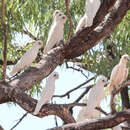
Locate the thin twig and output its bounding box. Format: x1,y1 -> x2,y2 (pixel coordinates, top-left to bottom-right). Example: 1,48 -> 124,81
66,62 -> 88,79
65,103 -> 87,109
69,85 -> 92,114
1,0 -> 8,82
95,107 -> 108,116
10,112 -> 28,130
54,115 -> 58,127
0,60 -> 17,65
74,85 -> 93,103
53,77 -> 95,98
65,0 -> 72,44
23,29 -> 37,40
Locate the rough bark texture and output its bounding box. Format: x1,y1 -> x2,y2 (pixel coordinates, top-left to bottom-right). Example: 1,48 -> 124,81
0,0 -> 130,128
121,87 -> 130,127
48,109 -> 130,130
0,84 -> 75,124
8,0 -> 129,93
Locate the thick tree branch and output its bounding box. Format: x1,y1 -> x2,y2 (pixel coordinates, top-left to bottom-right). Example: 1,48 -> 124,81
48,109 -> 130,130
7,0 -> 128,93
110,80 -> 130,113
64,0 -> 128,58
121,86 -> 130,127
0,84 -> 87,124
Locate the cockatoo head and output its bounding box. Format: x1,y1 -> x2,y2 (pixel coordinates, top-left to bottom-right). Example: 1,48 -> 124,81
120,54 -> 130,64
33,40 -> 43,49
97,76 -> 107,87
53,10 -> 68,24
51,72 -> 59,80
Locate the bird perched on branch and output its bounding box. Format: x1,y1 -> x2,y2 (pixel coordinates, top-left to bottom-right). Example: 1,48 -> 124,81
9,40 -> 43,76
33,72 -> 59,115
77,76 -> 107,122
113,125 -> 122,130
75,0 -> 101,33
108,54 -> 130,94
44,10 -> 67,54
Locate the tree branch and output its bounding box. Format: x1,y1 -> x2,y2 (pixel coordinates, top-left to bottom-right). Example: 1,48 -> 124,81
23,29 -> 37,40
1,0 -> 8,82
48,109 -> 130,130
0,84 -> 87,124
53,77 -> 94,98
7,0 -> 127,93
110,80 -> 130,113
0,125 -> 4,130
95,107 -> 108,116
66,63 -> 88,79
10,112 -> 28,130
65,0 -> 72,44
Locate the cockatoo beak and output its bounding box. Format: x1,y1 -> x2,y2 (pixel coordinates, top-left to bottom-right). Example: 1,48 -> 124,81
104,83 -> 108,87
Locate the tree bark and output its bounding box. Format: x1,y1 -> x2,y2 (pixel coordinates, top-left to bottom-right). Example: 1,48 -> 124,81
121,87 -> 130,128
48,109 -> 130,130
8,0 -> 129,93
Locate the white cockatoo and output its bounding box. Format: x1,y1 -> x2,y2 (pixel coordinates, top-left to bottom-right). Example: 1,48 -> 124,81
44,10 -> 67,54
9,40 -> 43,76
77,76 -> 107,122
108,54 -> 130,94
113,125 -> 122,130
75,0 -> 101,33
33,72 -> 59,115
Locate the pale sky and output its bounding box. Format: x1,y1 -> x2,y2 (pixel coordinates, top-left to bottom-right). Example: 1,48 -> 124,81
0,65 -> 112,130
0,33 -> 112,130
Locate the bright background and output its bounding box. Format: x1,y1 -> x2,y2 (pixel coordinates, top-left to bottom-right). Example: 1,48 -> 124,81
0,33 -> 111,130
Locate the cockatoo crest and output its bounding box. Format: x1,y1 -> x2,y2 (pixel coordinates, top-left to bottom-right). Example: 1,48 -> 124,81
97,76 -> 107,87
53,10 -> 68,24
120,54 -> 130,64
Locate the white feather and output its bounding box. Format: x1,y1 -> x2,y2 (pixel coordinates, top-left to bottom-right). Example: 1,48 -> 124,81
44,10 -> 67,54
77,76 -> 107,122
113,125 -> 122,130
9,40 -> 43,76
33,72 -> 59,115
108,54 -> 129,94
75,0 -> 101,33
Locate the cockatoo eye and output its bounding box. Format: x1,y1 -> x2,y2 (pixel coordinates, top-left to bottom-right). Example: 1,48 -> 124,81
102,79 -> 105,82
54,74 -> 57,77
38,42 -> 42,45
59,14 -> 62,16
62,16 -> 65,19
55,11 -> 59,14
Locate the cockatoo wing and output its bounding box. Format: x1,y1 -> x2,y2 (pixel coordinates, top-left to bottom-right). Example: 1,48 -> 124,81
108,64 -> 120,94
33,77 -> 56,115
75,15 -> 87,33
123,68 -> 128,81
33,85 -> 51,115
113,125 -> 122,130
10,48 -> 38,76
85,0 -> 101,27
77,77 -> 106,122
